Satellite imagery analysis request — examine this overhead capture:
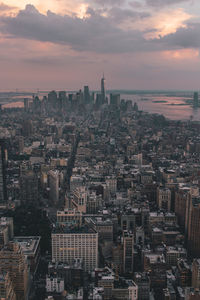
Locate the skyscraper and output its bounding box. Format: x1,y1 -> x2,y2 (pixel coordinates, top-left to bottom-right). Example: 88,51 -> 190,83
101,74 -> 106,104
193,92 -> 199,108
0,242 -> 29,300
187,196 -> 200,257
0,140 -> 7,205
84,86 -> 90,104
20,169 -> 38,205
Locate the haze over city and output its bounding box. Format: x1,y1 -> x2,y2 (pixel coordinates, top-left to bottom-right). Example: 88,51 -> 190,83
0,0 -> 200,90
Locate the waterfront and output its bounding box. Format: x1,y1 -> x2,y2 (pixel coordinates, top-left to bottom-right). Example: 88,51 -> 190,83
1,91 -> 200,121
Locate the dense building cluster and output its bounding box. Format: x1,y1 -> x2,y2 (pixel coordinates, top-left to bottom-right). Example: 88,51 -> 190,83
0,78 -> 200,299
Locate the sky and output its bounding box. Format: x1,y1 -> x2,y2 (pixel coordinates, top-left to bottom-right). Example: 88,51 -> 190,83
0,0 -> 200,90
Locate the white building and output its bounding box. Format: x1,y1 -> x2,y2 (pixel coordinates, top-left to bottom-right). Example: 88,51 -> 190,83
46,275 -> 64,293
52,226 -> 98,272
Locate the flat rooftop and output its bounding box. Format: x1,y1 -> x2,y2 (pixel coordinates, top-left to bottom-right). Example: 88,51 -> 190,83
14,236 -> 41,255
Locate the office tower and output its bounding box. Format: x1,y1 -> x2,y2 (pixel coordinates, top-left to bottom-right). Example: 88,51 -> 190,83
123,231 -> 134,273
0,272 -> 16,300
112,244 -> 123,275
192,259 -> 200,288
95,93 -> 103,108
0,226 -> 9,249
48,170 -> 59,204
134,273 -> 150,300
57,208 -> 82,227
21,120 -> 33,137
177,259 -> 192,287
58,91 -> 67,112
48,90 -> 57,111
0,140 -> 7,205
193,92 -> 199,108
17,136 -> 24,153
175,188 -> 190,231
52,225 -> 98,272
23,98 -> 30,112
84,86 -> 90,104
76,90 -> 84,104
187,196 -> 200,257
0,242 -> 29,300
101,74 -> 106,104
0,218 -> 14,240
20,170 -> 38,204
110,94 -> 120,107
157,187 -> 171,211
71,186 -> 87,213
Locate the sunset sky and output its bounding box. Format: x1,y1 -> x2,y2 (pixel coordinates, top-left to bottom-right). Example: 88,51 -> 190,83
0,0 -> 200,90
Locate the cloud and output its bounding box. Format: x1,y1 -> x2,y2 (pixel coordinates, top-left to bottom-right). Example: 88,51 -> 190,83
156,22 -> 200,49
145,0 -> 192,7
87,0 -> 125,6
0,2 -> 16,11
0,4 -> 197,55
0,4 -> 152,53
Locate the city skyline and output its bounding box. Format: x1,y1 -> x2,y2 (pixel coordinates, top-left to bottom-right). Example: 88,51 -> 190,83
0,0 -> 200,90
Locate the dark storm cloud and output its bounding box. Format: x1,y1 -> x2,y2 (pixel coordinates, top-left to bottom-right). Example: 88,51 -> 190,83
0,4 -> 198,54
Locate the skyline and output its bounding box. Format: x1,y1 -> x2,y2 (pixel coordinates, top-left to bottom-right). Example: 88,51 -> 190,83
0,0 -> 200,90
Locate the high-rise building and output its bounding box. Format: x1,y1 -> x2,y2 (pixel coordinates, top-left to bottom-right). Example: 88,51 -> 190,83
0,217 -> 13,250
134,272 -> 150,300
48,91 -> 57,111
0,272 -> 16,300
20,170 -> 38,204
187,196 -> 200,257
52,225 -> 98,272
157,187 -> 171,211
84,86 -> 90,104
48,170 -> 59,205
0,217 -> 14,240
0,140 -> 7,205
0,242 -> 29,300
56,208 -> 82,227
192,259 -> 200,288
21,120 -> 33,137
175,188 -> 190,231
23,98 -> 30,112
71,186 -> 87,213
101,74 -> 106,104
123,231 -> 134,273
193,92 -> 199,108
110,94 -> 120,107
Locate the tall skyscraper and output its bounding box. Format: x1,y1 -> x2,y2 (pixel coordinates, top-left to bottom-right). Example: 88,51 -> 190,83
187,196 -> 200,257
84,86 -> 90,104
0,140 -> 7,205
123,231 -> 134,273
101,74 -> 106,104
193,92 -> 199,108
